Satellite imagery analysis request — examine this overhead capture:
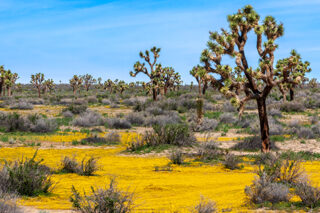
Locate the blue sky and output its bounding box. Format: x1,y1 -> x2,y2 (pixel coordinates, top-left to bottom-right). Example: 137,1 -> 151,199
0,0 -> 319,83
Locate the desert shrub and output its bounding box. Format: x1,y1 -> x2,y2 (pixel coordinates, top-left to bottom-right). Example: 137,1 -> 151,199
280,101 -> 305,112
28,99 -> 45,105
219,113 -> 236,124
62,110 -> 74,118
105,118 -> 132,129
194,196 -> 217,213
169,149 -> 184,165
0,198 -> 23,213
30,118 -> 57,133
231,136 -> 278,151
146,124 -> 196,147
126,137 -> 145,152
295,181 -> 320,208
9,101 -> 33,110
64,104 -> 87,115
257,155 -> 305,185
269,108 -> 282,118
223,153 -> 241,170
312,124 -> 320,136
223,102 -> 236,112
70,178 -> 134,213
81,136 -> 109,145
144,113 -> 181,126
125,113 -> 145,126
123,97 -> 147,107
245,173 -> 290,204
101,99 -> 111,105
297,127 -> 315,139
0,151 -> 53,196
191,118 -> 218,132
87,97 -> 98,104
105,132 -> 121,144
60,156 -> 98,176
110,103 -> 120,108
59,98 -> 73,105
4,113 -> 29,132
268,117 -> 284,136
304,95 -> 320,109
73,111 -> 104,127
196,141 -> 222,161
146,106 -> 164,116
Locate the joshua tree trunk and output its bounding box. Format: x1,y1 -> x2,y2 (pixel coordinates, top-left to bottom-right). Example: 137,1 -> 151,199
37,87 -> 41,98
7,87 -> 11,97
202,81 -> 208,95
197,82 -> 203,124
257,98 -> 270,153
0,85 -> 2,97
164,86 -> 168,95
290,88 -> 294,101
152,88 -> 157,101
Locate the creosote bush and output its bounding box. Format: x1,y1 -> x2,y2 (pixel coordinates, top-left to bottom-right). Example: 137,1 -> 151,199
105,118 -> 132,129
70,178 -> 134,213
60,156 -> 98,176
223,153 -> 241,170
0,151 -> 53,196
64,104 -> 87,115
194,196 -> 217,213
295,181 -> 320,208
169,149 -> 184,165
9,101 -> 34,110
73,110 -> 104,127
245,173 -> 291,204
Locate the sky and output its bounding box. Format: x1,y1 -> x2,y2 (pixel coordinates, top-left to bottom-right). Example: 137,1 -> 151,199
0,0 -> 319,84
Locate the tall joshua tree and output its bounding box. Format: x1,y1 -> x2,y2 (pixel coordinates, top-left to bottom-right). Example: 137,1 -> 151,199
199,5 -> 310,152
104,79 -> 115,93
31,73 -> 45,98
4,70 -> 18,96
43,79 -> 55,95
190,65 -> 207,124
69,75 -> 83,97
130,46 -> 161,101
0,66 -> 5,96
116,80 -> 129,94
275,50 -> 311,102
82,74 -> 96,92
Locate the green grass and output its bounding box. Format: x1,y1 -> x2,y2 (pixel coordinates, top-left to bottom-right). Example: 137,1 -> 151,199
204,111 -> 222,119
270,135 -> 286,142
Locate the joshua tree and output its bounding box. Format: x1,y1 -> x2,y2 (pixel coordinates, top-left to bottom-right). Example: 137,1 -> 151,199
4,70 -> 18,96
116,80 -> 129,94
0,66 -> 5,96
43,79 -> 55,95
309,78 -> 318,88
190,81 -> 194,91
96,77 -> 103,89
82,74 -> 96,92
160,67 -> 181,95
15,83 -> 22,93
69,75 -> 83,97
199,5 -> 310,152
130,46 -> 161,101
190,65 -> 207,124
104,79 -> 116,93
31,73 -> 45,98
275,50 -> 311,102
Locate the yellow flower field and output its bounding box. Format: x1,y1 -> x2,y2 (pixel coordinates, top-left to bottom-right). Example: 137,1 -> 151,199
0,147 -> 319,212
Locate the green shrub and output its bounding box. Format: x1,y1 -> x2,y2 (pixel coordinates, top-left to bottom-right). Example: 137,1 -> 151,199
60,156 -> 98,176
70,178 -> 134,213
0,151 -> 53,196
